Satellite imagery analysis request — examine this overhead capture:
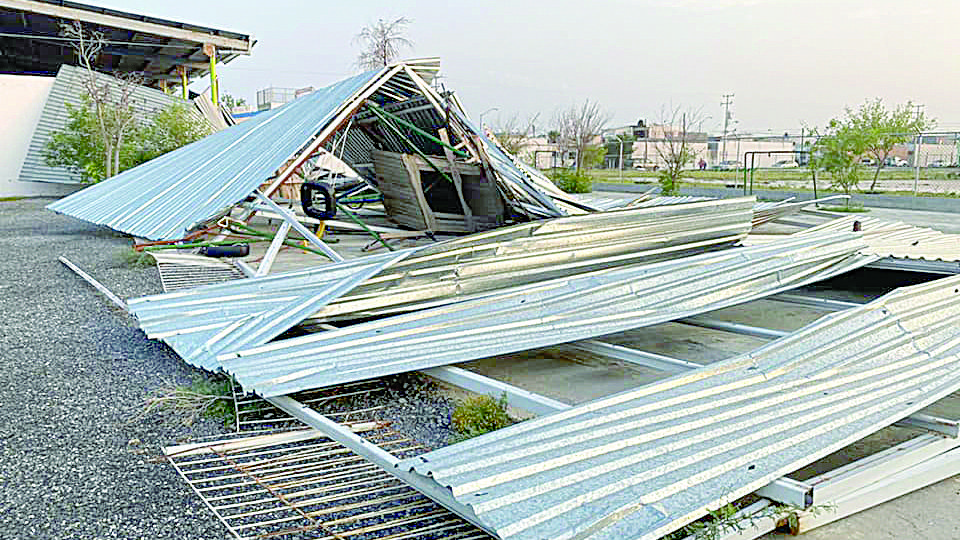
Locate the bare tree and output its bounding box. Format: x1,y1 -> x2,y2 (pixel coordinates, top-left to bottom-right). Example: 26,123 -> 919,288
554,99 -> 611,172
654,105 -> 707,195
492,112 -> 540,158
354,17 -> 414,70
61,21 -> 143,178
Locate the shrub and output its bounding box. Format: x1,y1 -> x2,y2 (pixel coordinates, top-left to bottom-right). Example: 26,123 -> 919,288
451,393 -> 513,442
549,169 -> 593,194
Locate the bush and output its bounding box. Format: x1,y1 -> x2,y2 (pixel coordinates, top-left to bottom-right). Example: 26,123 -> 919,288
451,393 -> 513,442
549,169 -> 593,194
658,170 -> 681,196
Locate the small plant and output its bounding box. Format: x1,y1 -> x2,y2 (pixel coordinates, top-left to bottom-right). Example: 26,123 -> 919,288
119,246 -> 154,268
549,169 -> 593,193
139,376 -> 235,428
450,393 -> 514,442
658,169 -> 682,196
821,203 -> 870,213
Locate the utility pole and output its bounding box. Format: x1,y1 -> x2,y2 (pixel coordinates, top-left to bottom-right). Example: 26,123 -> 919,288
721,93 -> 734,163
913,103 -> 924,196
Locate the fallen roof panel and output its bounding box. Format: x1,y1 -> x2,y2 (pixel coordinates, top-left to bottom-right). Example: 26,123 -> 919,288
46,68 -> 382,240
219,232 -> 876,397
397,273 -> 960,540
130,198 -> 756,370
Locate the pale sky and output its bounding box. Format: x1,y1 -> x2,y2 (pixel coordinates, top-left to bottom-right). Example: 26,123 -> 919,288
95,0 -> 960,135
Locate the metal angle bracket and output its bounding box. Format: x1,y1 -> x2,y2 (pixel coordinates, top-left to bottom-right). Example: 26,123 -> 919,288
265,395 -> 499,538
755,476 -> 814,508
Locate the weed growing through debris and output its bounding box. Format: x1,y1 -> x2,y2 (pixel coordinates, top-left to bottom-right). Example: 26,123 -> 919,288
119,246 -> 154,268
139,376 -> 235,428
450,393 -> 514,442
660,500 -> 836,540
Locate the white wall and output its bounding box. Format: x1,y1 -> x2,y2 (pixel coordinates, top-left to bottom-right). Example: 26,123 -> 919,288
0,74 -> 77,197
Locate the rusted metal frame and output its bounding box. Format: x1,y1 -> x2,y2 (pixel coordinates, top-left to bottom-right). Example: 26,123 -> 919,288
214,477 -> 405,512
166,453 -> 244,538
211,446 -> 348,540
267,395 -> 497,537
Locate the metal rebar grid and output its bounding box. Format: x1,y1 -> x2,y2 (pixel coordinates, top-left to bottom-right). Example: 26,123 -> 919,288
231,380 -> 390,434
165,426 -> 489,540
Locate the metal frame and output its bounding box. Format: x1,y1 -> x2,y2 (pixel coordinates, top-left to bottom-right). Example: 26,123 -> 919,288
421,366 -> 569,416
265,395 -> 497,537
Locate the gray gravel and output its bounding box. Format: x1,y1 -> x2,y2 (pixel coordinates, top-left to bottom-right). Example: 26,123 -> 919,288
0,199 -> 232,540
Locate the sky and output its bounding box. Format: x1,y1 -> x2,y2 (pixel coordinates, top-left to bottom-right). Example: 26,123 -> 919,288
93,0 -> 960,135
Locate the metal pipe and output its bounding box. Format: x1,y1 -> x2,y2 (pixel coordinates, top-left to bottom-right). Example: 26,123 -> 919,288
58,256 -> 128,311
367,103 -> 469,158
366,103 -> 458,188
335,202 -> 394,252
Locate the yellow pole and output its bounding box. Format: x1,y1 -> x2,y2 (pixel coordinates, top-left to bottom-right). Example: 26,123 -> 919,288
207,44 -> 219,106
179,66 -> 188,99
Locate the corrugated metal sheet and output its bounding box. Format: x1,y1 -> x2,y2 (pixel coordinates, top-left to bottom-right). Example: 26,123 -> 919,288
46,68 -> 383,240
397,274 -> 960,540
798,215 -> 960,262
19,64 -> 182,185
127,250 -> 411,370
130,198 -> 756,371
219,232 -> 875,397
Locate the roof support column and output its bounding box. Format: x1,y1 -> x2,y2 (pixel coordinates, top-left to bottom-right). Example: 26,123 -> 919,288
179,66 -> 188,99
204,42 -> 218,106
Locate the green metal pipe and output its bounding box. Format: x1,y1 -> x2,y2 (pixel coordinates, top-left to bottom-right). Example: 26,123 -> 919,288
367,103 -> 469,158
367,105 -> 458,187
335,202 -> 395,252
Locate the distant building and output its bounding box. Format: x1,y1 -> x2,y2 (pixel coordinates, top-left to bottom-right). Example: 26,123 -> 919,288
256,86 -> 316,111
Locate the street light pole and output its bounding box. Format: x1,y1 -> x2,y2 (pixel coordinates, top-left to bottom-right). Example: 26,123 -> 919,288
616,134 -> 625,181
479,107 -> 499,127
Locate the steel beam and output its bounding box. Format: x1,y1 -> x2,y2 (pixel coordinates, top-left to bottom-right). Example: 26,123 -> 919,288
255,221 -> 290,276
755,476 -> 813,508
265,395 -> 497,537
893,412 -> 960,439
253,191 -> 344,262
421,366 -> 570,416
570,340 -> 702,373
770,293 -> 863,311
679,317 -> 789,340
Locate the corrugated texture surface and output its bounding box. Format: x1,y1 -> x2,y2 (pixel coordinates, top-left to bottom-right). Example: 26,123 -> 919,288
799,215 -> 960,262
127,250 -> 409,370
219,233 -> 875,397
131,199 -> 756,371
47,68 -> 380,240
398,274 -> 960,540
19,64 -> 182,185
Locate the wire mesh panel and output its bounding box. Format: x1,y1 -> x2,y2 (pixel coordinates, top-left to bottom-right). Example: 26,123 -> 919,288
165,427 -> 489,540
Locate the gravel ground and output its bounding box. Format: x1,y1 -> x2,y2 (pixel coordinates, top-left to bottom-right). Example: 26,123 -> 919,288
0,199 -> 232,540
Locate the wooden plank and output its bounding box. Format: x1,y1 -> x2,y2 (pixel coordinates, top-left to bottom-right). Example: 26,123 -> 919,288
439,127 -> 474,231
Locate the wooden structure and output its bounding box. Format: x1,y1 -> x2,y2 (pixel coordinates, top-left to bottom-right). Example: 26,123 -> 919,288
372,149 -> 505,233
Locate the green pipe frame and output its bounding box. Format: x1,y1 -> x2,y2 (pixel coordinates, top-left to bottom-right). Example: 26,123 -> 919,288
366,103 -> 470,158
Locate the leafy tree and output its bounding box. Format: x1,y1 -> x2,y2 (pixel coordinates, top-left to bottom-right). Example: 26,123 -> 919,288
810,120 -> 867,203
220,93 -> 247,110
45,99 -> 212,183
354,17 -> 413,70
845,98 -> 934,192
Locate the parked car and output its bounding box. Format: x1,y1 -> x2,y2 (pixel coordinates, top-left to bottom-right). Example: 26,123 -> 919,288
632,159 -> 659,171
884,157 -> 909,167
859,157 -> 876,166
929,159 -> 951,168
714,160 -> 742,171
770,160 -> 799,168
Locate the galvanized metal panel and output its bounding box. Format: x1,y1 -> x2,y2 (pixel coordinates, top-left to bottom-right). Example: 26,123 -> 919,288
396,274 -> 960,540
799,215 -> 960,262
131,198 -> 756,371
127,250 -> 411,370
46,68 -> 382,240
219,233 -> 875,397
19,64 -> 182,185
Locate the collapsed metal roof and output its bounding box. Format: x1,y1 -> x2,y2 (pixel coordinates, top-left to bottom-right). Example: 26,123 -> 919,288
47,67 -> 382,239
128,198 -> 756,371
397,273 -> 960,540
218,232 -> 873,397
